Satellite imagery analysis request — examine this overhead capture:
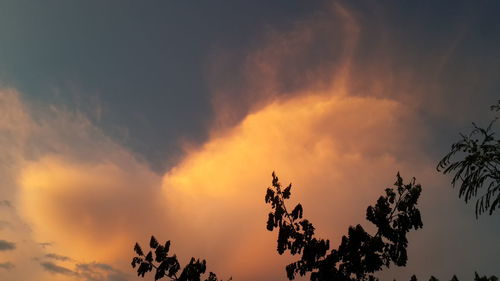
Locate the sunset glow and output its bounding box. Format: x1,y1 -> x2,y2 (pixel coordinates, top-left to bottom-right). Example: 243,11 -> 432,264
0,2 -> 499,281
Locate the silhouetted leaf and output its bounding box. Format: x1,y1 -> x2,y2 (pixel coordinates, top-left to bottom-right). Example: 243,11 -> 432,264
291,204 -> 303,220
283,184 -> 292,199
150,236 -> 159,249
135,243 -> 144,256
131,257 -> 142,268
145,251 -> 153,263
267,213 -> 275,231
165,240 -> 171,254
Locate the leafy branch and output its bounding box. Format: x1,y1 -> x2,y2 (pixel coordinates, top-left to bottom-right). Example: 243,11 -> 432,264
437,100 -> 500,216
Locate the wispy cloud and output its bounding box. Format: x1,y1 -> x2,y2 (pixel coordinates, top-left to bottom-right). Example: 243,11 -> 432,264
45,253 -> 73,262
76,262 -> 130,281
39,261 -> 75,276
0,220 -> 11,230
39,260 -> 129,281
0,200 -> 12,208
0,262 -> 14,271
37,242 -> 53,248
76,262 -> 115,272
0,240 -> 15,251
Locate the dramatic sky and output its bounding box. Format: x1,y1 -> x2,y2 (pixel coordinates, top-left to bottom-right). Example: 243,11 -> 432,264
0,1 -> 499,281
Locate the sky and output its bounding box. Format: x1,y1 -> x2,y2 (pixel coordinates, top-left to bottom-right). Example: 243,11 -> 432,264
0,1 -> 499,281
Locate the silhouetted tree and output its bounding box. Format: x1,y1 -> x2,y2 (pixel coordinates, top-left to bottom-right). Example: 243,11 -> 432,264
406,273 -> 498,281
474,271 -> 499,281
437,100 -> 500,216
133,172 -> 497,281
265,172 -> 423,281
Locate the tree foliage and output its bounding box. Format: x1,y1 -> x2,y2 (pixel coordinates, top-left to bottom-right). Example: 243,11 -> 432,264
131,236 -> 229,281
473,272 -> 499,281
437,100 -> 500,216
416,272 -> 498,281
265,172 -> 423,281
133,171 -> 498,281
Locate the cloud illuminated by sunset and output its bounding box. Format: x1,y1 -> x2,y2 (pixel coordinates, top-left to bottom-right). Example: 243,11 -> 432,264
0,2 -> 499,281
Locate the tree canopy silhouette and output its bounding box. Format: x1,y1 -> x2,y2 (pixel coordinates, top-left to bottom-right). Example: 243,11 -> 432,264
437,100 -> 500,216
265,172 -> 422,281
132,172 -> 497,281
132,172 -> 426,281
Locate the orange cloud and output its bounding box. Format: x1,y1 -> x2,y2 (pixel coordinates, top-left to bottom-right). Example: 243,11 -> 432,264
0,90 -> 162,281
18,155 -> 162,262
161,91 -> 430,280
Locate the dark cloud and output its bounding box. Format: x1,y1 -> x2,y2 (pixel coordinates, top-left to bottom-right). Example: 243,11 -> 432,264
45,253 -> 72,262
0,200 -> 12,208
0,240 -> 15,251
0,262 -> 14,270
0,0 -> 322,173
39,261 -> 75,276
